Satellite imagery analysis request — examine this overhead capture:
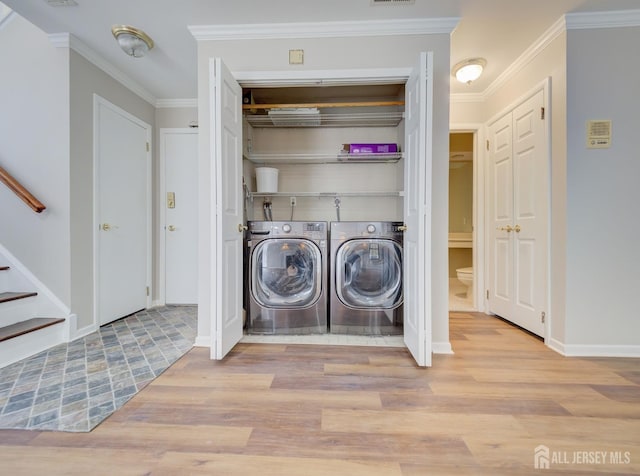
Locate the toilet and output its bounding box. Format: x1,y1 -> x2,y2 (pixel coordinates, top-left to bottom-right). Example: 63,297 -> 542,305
456,267 -> 473,298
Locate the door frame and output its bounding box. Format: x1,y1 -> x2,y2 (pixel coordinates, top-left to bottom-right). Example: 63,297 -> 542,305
216,65 -> 431,364
484,78 -> 551,342
448,124 -> 485,313
92,94 -> 152,327
158,127 -> 198,306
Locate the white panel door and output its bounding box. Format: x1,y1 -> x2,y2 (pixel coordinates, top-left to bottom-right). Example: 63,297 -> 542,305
212,58 -> 243,359
488,90 -> 546,337
512,93 -> 546,335
403,52 -> 432,367
95,96 -> 150,325
162,129 -> 198,304
488,114 -> 513,319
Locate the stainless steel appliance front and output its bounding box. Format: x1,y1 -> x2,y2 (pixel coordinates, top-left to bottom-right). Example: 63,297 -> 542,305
330,221 -> 403,335
247,221 -> 327,334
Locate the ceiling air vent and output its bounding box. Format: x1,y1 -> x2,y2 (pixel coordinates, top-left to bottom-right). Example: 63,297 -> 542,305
45,0 -> 79,7
371,0 -> 416,5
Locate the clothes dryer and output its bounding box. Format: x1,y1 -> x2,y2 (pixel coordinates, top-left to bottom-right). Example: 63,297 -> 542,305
330,221 -> 403,335
246,221 -> 327,334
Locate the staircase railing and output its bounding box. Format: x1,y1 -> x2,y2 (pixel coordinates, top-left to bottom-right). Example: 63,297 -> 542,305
0,165 -> 46,213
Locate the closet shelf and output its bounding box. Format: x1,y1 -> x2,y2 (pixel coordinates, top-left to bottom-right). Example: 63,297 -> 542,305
244,111 -> 404,128
249,191 -> 404,200
245,152 -> 403,165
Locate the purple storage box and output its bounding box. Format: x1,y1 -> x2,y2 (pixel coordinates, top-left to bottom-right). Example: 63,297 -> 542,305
342,143 -> 398,154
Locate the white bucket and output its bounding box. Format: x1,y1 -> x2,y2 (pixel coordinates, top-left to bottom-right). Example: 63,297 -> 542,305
255,167 -> 279,193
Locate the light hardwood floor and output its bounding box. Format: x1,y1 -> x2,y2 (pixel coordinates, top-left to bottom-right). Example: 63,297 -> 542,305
1,312 -> 638,475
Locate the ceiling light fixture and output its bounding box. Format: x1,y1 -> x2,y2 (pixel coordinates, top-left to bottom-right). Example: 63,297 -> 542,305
452,58 -> 486,85
111,25 -> 154,58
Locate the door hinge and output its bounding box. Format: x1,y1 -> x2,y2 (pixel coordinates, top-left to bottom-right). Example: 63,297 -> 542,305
146,142 -> 150,152
540,107 -> 545,120
541,311 -> 546,323
146,286 -> 150,297
486,289 -> 489,299
486,139 -> 490,151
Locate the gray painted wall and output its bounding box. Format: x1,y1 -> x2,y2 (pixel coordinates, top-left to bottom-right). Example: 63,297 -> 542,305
565,26 -> 640,348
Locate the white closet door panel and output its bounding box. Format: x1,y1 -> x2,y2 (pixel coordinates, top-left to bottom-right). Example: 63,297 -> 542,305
488,89 -> 547,337
403,52 -> 431,367
212,58 -> 243,360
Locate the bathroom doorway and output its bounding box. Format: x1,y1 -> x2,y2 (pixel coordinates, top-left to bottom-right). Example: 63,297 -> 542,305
449,132 -> 474,311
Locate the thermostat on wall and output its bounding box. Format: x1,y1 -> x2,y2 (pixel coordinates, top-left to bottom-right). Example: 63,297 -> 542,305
586,120 -> 611,149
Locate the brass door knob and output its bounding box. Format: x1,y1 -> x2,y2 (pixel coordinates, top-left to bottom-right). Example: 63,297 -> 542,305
101,223 -> 118,231
514,224 -> 521,233
238,224 -> 248,233
497,225 -> 513,233
167,225 -> 176,232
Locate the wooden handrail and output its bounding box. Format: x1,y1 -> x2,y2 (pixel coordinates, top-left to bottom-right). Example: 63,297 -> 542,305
0,165 -> 46,213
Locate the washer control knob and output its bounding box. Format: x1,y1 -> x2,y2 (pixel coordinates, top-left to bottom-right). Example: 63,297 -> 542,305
367,224 -> 376,234
282,224 -> 292,233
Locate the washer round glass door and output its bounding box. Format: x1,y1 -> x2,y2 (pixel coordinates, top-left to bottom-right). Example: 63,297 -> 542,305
251,238 -> 322,308
335,239 -> 403,309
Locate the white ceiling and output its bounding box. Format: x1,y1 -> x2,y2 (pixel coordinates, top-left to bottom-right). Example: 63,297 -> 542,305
3,0 -> 640,103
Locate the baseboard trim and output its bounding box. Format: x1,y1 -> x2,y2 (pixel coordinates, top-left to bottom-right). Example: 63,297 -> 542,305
71,322 -> 98,342
548,338 -> 640,357
194,335 -> 211,347
432,341 -> 454,354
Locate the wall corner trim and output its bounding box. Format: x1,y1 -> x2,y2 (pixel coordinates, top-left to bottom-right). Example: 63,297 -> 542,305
188,17 -> 459,41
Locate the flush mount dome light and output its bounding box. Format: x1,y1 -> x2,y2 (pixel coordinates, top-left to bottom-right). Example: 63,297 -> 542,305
452,58 -> 486,85
111,25 -> 154,57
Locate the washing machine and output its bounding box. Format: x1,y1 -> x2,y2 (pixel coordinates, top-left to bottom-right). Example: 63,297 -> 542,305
246,221 -> 327,334
330,221 -> 404,335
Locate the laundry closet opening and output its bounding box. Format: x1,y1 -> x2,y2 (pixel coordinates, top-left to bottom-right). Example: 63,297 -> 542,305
241,82 -> 407,342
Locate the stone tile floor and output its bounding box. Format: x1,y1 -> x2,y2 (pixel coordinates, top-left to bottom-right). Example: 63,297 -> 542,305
0,306 -> 196,432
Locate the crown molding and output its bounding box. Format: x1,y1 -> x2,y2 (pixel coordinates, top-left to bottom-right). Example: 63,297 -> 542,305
566,9 -> 640,29
189,17 -> 459,41
482,10 -> 640,101
483,16 -> 566,100
0,10 -> 14,31
48,32 -> 157,106
450,92 -> 485,104
156,98 -> 198,109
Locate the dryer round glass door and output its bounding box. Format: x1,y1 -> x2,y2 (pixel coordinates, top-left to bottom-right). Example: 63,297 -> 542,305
335,239 -> 403,309
251,238 -> 322,308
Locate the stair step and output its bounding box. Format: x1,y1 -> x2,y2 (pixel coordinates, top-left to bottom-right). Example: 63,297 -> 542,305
0,317 -> 65,343
0,291 -> 37,304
